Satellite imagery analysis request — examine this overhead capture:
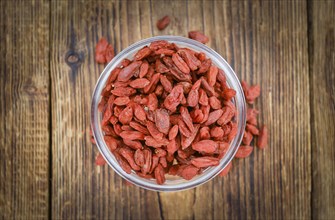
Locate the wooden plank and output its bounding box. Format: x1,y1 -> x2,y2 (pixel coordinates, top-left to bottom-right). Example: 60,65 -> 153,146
50,1 -> 162,219
309,1 -> 335,219
0,0 -> 50,219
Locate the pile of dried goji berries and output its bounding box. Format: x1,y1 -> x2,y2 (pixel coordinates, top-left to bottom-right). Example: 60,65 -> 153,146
92,16 -> 268,185
94,39 -> 243,184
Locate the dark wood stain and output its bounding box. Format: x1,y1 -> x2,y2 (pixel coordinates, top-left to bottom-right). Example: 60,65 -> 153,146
0,0 -> 334,219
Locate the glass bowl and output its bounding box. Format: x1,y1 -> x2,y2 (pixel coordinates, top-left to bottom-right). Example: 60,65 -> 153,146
91,36 -> 246,191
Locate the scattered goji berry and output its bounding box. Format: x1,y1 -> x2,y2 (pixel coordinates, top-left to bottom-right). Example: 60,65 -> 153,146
257,125 -> 268,149
188,31 -> 209,44
95,38 -> 115,64
156,15 -> 170,31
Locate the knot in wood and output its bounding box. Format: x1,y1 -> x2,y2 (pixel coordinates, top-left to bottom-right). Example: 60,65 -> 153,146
65,51 -> 81,65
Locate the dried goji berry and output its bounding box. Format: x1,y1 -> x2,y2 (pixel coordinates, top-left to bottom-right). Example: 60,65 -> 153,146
155,48 -> 175,56
235,146 -> 253,158
95,38 -> 109,64
147,93 -> 158,111
163,85 -> 184,112
168,164 -> 180,175
207,65 -> 218,86
177,49 -> 201,71
166,138 -> 178,155
119,148 -> 141,171
191,156 -> 220,168
118,106 -> 133,125
246,108 -> 259,125
198,89 -> 209,106
178,119 -> 192,138
133,104 -> 147,121
172,53 -> 190,74
181,124 -> 200,149
156,15 -> 170,31
179,165 -> 199,180
146,120 -> 164,140
144,136 -> 169,148
197,59 -> 211,74
111,86 -> 136,97
154,108 -> 170,134
129,121 -> 149,135
190,109 -> 204,123
119,131 -> 145,140
119,59 -> 130,67
209,96 -> 222,109
95,153 -> 107,166
227,122 -> 238,142
114,150 -> 132,174
196,52 -> 206,61
134,46 -> 152,61
154,164 -> 166,184
204,109 -> 223,126
187,80 -> 201,107
104,136 -> 118,151
139,61 -> 149,78
188,31 -> 209,44
114,96 -> 130,106
257,125 -> 268,149
246,85 -> 261,104
242,131 -> 253,146
129,78 -> 150,89
180,106 -> 194,132
199,127 -> 211,140
117,61 -> 142,82
124,139 -> 143,150
217,107 -> 234,125
168,125 -> 179,140
150,155 -> 160,173
134,149 -> 145,167
222,88 -> 236,100
141,149 -> 152,174
192,140 -> 218,154
159,157 -> 168,168
210,126 -> 224,139
246,123 -> 259,136
200,77 -> 215,96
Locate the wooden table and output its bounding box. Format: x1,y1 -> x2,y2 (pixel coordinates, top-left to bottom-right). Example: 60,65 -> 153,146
1,0 -> 334,219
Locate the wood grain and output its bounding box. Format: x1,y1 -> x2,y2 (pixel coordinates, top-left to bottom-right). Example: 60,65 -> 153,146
50,1 -> 162,219
49,0 -> 313,219
309,1 -> 335,219
2,0 -> 334,219
0,0 -> 50,219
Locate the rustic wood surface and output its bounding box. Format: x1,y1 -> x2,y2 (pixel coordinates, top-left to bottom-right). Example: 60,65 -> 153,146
0,0 -> 334,219
309,1 -> 335,219
0,0 -> 50,219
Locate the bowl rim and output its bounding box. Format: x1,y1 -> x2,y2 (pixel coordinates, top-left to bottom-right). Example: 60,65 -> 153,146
91,35 -> 246,191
